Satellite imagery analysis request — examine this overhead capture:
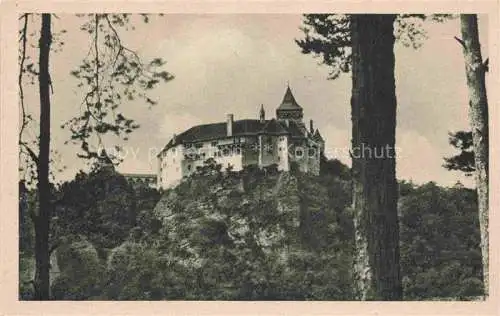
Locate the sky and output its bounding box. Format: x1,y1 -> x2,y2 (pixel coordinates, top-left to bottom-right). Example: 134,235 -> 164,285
21,14 -> 490,187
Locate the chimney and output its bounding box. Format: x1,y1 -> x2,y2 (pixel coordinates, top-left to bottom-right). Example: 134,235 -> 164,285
172,133 -> 177,145
309,119 -> 314,134
226,114 -> 234,137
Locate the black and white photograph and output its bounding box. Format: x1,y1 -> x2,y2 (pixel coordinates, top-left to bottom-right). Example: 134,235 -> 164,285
1,2 -> 497,312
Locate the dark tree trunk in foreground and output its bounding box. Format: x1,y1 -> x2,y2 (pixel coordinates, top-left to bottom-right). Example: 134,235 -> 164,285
34,13 -> 52,300
458,14 -> 489,297
350,14 -> 402,300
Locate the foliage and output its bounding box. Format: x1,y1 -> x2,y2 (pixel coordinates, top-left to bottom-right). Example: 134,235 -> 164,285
399,182 -> 484,299
319,154 -> 350,180
18,14 -> 174,183
17,14 -> 173,299
443,131 -> 475,176
19,181 -> 36,299
52,167 -> 137,254
296,14 -> 455,79
20,164 -> 483,300
51,236 -> 104,300
102,241 -> 168,300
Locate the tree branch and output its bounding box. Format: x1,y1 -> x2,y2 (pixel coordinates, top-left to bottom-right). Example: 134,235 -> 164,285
483,57 -> 489,72
19,13 -> 29,141
20,142 -> 39,165
454,36 -> 466,49
95,14 -> 101,108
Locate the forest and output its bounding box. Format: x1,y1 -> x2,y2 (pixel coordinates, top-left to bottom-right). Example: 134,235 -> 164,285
19,158 -> 484,300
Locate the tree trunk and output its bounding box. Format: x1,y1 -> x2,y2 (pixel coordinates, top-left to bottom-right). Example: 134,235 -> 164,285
34,13 -> 52,300
458,14 -> 489,297
350,14 -> 402,300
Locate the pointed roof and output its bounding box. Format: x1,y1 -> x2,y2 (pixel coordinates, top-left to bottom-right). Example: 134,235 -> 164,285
277,86 -> 302,111
260,119 -> 289,134
313,129 -> 324,142
259,104 -> 265,119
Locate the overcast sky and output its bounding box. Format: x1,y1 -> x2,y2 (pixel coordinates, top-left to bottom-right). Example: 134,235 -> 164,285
22,14 -> 489,187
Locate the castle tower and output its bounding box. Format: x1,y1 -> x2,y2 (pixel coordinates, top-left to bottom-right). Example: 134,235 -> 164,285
276,85 -> 304,126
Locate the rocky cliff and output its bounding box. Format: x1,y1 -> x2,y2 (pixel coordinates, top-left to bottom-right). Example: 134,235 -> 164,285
152,169 -> 355,299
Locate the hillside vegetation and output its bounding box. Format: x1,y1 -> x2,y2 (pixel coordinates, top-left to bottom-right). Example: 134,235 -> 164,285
19,159 -> 484,300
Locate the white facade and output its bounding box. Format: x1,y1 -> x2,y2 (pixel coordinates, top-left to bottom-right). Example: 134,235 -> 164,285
158,145 -> 184,189
158,138 -> 248,189
157,133 -> 322,190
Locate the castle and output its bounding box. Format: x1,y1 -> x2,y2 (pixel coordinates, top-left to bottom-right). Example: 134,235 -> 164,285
157,86 -> 325,190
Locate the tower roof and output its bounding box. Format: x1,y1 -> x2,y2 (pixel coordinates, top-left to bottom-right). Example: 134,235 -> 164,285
277,86 -> 302,111
259,104 -> 265,116
313,129 -> 324,142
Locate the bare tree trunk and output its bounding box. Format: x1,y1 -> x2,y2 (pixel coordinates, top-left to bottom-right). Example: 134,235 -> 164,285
34,13 -> 52,300
350,14 -> 402,300
458,14 -> 489,297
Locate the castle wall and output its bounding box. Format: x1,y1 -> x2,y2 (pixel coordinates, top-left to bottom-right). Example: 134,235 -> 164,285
214,153 -> 243,171
259,135 -> 278,167
288,139 -> 320,174
174,138 -> 246,180
159,135 -> 321,190
158,144 -> 184,189
242,136 -> 259,167
277,136 -> 289,171
307,144 -> 321,176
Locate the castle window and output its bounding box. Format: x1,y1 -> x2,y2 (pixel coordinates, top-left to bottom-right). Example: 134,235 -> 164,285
185,143 -> 192,149
172,148 -> 176,154
187,164 -> 192,171
278,156 -> 281,162
309,148 -> 316,157
236,148 -> 241,155
195,143 -> 203,149
296,149 -> 303,157
211,141 -> 217,147
223,148 -> 230,156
